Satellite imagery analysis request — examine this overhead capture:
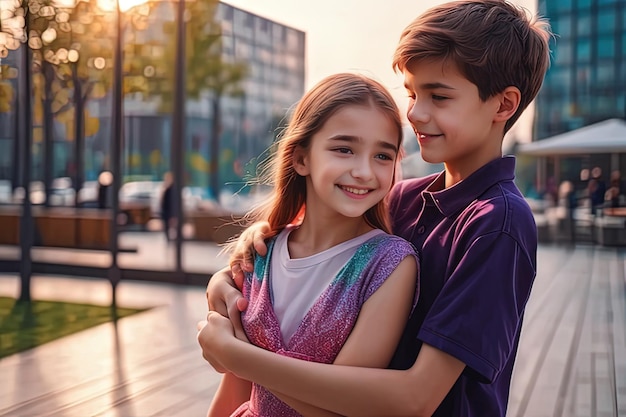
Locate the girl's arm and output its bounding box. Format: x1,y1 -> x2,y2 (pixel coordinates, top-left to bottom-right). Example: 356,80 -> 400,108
207,372 -> 251,417
267,255 -> 418,416
201,320 -> 464,417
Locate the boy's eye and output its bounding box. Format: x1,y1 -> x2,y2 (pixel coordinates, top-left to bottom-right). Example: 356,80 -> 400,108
432,94 -> 448,101
334,147 -> 353,154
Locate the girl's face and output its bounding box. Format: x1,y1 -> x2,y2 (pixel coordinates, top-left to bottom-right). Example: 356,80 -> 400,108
294,104 -> 399,223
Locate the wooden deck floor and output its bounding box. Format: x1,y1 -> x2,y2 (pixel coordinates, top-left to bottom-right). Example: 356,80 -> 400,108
508,244 -> 626,417
0,242 -> 624,417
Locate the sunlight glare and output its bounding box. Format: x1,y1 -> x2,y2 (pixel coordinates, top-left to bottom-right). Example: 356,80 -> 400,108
52,0 -> 77,7
97,0 -> 150,13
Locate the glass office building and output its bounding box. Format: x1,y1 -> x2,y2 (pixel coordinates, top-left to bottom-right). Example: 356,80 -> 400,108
535,0 -> 626,139
523,0 -> 626,197
0,1 -> 305,200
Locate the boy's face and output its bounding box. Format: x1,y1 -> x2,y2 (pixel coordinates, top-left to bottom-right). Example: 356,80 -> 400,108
403,59 -> 504,180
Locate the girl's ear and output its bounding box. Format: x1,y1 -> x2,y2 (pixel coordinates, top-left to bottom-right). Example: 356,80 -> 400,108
292,146 -> 309,176
494,86 -> 521,123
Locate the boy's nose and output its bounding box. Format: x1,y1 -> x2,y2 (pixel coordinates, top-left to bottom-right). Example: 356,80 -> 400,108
406,100 -> 430,124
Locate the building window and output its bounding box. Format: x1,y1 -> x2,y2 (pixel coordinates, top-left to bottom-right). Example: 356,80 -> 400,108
548,0 -> 573,13
597,36 -> 615,59
547,66 -> 571,89
260,19 -> 269,32
596,61 -> 615,81
221,5 -> 233,20
273,24 -> 284,42
596,8 -> 616,33
576,38 -> 591,61
596,96 -> 616,113
575,14 -> 590,37
576,66 -> 591,90
555,43 -> 572,63
555,15 -> 571,38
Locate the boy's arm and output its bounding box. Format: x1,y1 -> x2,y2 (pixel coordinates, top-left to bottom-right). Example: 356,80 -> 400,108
199,314 -> 464,417
205,267 -> 247,343
199,255 -> 463,416
269,255 -> 418,416
207,372 -> 251,417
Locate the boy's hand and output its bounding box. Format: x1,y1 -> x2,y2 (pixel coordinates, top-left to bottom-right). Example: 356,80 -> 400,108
204,222 -> 270,341
229,221 -> 271,287
206,269 -> 248,340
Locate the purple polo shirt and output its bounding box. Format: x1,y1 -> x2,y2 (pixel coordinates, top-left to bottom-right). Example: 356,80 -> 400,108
388,156 -> 537,417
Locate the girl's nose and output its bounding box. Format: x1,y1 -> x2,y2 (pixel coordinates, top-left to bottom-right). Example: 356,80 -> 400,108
351,157 -> 374,180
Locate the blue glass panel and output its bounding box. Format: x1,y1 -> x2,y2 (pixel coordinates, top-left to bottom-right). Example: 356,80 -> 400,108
596,61 -> 615,81
597,36 -> 615,58
557,0 -> 573,11
576,38 -> 590,61
576,14 -> 590,36
596,9 -> 616,33
555,16 -> 571,37
555,43 -> 573,63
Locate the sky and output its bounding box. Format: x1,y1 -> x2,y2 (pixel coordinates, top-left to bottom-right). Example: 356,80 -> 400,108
222,0 -> 538,145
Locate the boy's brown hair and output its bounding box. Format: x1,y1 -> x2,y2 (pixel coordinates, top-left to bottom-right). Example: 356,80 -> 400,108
393,0 -> 552,133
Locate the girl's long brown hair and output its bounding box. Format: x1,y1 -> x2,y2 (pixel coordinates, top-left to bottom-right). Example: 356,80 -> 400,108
233,73 -> 403,245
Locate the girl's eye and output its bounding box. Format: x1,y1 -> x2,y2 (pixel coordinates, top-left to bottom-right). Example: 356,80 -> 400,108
375,153 -> 394,161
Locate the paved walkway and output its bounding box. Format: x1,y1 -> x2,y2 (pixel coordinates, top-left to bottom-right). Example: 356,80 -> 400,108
0,231 -> 230,276
0,242 -> 625,417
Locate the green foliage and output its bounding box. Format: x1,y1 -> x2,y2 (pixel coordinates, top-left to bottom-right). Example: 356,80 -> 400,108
0,64 -> 17,113
150,0 -> 248,112
0,0 -> 248,125
0,296 -> 147,359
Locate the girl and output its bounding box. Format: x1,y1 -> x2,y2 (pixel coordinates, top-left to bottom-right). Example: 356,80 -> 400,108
204,73 -> 418,417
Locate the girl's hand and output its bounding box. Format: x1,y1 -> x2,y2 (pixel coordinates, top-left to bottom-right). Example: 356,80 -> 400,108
197,311 -> 239,373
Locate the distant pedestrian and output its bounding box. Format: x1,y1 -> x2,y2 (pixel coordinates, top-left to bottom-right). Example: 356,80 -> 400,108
605,170 -> 622,208
559,180 -> 577,243
160,172 -> 174,241
589,166 -> 606,215
97,171 -> 113,209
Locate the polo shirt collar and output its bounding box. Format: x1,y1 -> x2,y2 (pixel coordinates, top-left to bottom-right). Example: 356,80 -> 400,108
423,156 -> 516,218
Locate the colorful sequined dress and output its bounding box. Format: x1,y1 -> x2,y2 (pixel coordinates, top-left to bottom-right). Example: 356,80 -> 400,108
231,231 -> 418,417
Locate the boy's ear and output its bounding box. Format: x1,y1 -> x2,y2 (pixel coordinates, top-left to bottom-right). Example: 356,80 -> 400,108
292,146 -> 309,176
494,86 -> 521,123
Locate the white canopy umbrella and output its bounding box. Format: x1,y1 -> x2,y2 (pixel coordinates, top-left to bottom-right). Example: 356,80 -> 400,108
518,118 -> 626,156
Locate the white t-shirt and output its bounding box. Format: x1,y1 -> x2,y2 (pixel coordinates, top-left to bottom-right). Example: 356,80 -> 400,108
270,227 -> 384,343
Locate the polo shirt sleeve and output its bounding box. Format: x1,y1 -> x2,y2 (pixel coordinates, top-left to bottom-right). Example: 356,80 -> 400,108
417,231 -> 535,383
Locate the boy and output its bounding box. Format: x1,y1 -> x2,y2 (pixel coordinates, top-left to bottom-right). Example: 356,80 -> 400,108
198,0 -> 552,415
